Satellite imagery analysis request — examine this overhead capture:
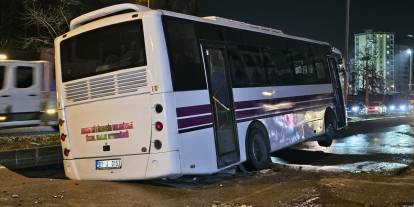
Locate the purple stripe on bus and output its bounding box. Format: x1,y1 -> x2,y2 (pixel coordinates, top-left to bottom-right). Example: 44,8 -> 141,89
235,99 -> 334,119
176,98 -> 334,129
236,108 -> 265,119
177,114 -> 214,129
176,104 -> 212,118
234,93 -> 333,109
175,93 -> 333,118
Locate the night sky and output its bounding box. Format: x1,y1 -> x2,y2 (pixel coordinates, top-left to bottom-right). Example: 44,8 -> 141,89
198,0 -> 414,54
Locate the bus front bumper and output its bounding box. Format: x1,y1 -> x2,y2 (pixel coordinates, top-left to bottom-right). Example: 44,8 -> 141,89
63,150 -> 181,180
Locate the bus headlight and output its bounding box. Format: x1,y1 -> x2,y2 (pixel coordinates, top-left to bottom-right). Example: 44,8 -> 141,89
46,109 -> 57,115
389,105 -> 396,111
399,105 -> 407,111
0,116 -> 7,121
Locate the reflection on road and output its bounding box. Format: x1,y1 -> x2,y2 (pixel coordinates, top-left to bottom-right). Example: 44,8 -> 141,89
272,119 -> 414,173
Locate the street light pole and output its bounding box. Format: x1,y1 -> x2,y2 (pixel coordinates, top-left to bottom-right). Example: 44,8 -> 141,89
345,0 -> 350,63
344,0 -> 350,100
409,49 -> 413,91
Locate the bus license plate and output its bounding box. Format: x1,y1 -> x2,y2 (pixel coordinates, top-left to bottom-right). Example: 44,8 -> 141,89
96,159 -> 122,170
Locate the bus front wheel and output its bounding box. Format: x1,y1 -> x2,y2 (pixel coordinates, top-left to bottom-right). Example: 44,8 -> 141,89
318,115 -> 335,147
244,125 -> 271,171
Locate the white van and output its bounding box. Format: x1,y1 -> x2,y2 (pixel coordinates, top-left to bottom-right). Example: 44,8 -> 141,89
0,60 -> 57,129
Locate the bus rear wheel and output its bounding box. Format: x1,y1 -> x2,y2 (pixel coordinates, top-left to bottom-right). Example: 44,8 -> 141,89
244,125 -> 271,171
318,115 -> 335,147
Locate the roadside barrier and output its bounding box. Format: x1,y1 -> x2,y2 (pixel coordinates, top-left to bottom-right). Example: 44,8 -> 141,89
0,146 -> 62,169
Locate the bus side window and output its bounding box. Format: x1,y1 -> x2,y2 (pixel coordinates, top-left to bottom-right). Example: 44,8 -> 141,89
276,49 -> 295,85
238,46 -> 265,87
262,49 -> 279,85
229,47 -> 249,88
163,16 -> 206,91
16,66 -> 34,88
313,46 -> 331,83
290,41 -> 317,85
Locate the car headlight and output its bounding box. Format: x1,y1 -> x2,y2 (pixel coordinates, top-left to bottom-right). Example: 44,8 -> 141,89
390,105 -> 396,110
351,106 -> 359,112
399,105 -> 407,111
46,109 -> 57,115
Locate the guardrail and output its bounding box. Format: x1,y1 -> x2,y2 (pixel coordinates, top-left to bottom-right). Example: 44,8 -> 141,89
0,146 -> 62,169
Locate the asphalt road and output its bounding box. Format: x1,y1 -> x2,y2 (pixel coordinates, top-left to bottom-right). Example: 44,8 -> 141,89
272,116 -> 414,173
1,116 -> 414,206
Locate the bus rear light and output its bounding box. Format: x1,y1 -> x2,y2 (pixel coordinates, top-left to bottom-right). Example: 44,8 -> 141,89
60,133 -> 67,141
63,148 -> 70,157
155,121 -> 163,131
155,104 -> 163,113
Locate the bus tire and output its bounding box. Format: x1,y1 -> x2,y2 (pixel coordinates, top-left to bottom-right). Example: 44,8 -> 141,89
318,112 -> 335,147
244,124 -> 271,171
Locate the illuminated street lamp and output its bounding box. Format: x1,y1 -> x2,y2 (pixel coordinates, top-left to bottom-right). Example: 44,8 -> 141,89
408,49 -> 413,91
0,54 -> 7,60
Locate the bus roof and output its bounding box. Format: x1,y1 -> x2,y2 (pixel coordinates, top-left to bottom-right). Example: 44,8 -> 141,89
69,3 -> 332,48
161,10 -> 330,46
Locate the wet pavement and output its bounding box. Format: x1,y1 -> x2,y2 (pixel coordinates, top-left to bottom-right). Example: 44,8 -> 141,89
273,116 -> 414,173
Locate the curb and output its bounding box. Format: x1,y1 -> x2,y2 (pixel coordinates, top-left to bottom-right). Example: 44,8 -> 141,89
0,146 -> 62,170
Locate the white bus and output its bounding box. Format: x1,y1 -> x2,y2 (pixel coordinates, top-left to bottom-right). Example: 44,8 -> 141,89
55,4 -> 346,180
0,60 -> 57,129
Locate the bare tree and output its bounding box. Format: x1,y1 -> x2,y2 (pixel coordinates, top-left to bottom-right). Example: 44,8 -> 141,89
20,0 -> 81,49
19,0 -> 199,49
0,1 -> 22,49
357,42 -> 385,105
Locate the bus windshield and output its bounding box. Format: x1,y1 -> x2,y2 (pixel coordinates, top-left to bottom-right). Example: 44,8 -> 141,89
60,20 -> 146,82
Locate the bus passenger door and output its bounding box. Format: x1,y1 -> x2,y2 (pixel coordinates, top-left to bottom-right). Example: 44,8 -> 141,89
201,44 -> 240,169
327,57 -> 346,129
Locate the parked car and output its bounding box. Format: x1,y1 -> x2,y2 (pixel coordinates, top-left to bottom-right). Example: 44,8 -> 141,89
367,101 -> 387,114
346,101 -> 367,116
385,99 -> 410,114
